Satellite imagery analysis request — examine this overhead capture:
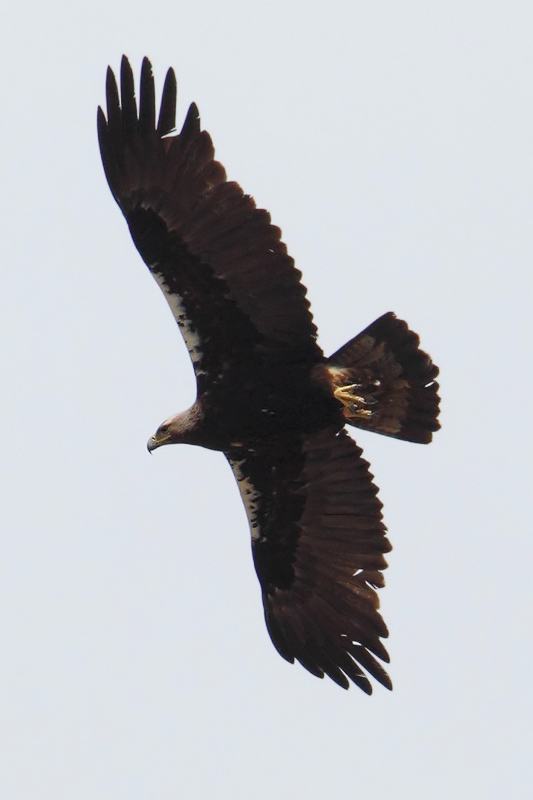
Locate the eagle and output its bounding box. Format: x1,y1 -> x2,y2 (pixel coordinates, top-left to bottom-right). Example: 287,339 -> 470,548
97,57 -> 440,694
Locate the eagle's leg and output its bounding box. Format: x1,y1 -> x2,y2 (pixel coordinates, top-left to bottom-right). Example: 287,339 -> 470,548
333,383 -> 379,420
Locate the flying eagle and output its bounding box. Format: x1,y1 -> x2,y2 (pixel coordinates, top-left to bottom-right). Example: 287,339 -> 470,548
97,57 -> 440,693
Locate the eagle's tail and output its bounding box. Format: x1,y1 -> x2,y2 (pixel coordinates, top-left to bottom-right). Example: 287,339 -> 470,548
325,312 -> 440,444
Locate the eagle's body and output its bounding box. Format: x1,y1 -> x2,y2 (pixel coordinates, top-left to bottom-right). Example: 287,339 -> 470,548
154,361 -> 342,452
98,57 -> 440,693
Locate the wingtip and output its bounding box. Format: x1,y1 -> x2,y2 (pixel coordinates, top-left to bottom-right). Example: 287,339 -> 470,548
105,64 -> 117,95
166,65 -> 177,86
120,54 -> 131,74
157,66 -> 177,136
139,56 -> 156,132
189,101 -> 201,126
105,65 -> 120,124
96,105 -> 107,132
181,102 -> 201,139
141,56 -> 153,80
119,56 -> 137,127
119,55 -> 135,96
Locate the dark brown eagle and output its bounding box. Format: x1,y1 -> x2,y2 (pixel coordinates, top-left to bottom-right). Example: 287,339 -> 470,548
98,57 -> 440,694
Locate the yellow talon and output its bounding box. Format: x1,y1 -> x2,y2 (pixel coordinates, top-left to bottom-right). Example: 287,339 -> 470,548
334,385 -> 375,420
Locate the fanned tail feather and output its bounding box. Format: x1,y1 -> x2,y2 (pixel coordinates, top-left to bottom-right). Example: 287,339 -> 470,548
326,312 -> 440,444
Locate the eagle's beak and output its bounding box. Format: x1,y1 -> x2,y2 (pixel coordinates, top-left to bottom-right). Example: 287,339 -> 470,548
147,429 -> 173,453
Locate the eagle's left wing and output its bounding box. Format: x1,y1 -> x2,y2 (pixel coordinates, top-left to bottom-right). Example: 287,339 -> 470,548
227,427 -> 392,693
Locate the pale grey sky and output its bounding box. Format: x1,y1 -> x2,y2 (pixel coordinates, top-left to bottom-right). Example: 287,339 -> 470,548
1,1 -> 532,798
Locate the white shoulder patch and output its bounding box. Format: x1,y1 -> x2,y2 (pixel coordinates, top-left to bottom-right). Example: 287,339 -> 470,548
151,269 -> 207,376
228,458 -> 264,542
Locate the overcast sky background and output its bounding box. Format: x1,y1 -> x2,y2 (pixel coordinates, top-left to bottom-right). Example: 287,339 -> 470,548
1,1 -> 532,798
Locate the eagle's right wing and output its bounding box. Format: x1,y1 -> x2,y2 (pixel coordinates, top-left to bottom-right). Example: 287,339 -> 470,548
228,427 -> 392,693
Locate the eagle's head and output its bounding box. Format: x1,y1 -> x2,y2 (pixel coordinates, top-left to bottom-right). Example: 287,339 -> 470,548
147,405 -> 201,452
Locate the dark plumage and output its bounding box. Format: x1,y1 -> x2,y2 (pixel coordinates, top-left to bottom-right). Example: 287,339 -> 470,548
98,56 -> 440,693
